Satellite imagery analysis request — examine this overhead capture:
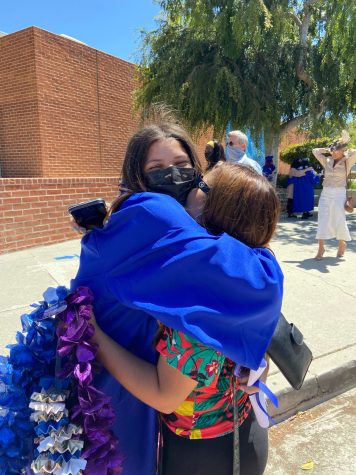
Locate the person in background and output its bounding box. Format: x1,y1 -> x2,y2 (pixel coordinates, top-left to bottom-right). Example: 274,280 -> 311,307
312,131 -> 356,259
286,158 -> 314,218
226,130 -> 262,174
288,158 -> 320,219
262,156 -> 276,182
204,139 -> 226,171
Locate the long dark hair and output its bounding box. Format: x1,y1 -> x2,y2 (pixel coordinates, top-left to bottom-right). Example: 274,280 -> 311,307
201,163 -> 280,248
109,123 -> 202,214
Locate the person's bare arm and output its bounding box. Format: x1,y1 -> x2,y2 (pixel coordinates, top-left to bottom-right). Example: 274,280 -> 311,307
92,322 -> 197,414
346,148 -> 356,166
312,148 -> 328,167
289,166 -> 314,178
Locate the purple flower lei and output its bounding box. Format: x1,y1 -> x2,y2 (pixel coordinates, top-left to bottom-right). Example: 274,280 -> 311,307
57,287 -> 123,474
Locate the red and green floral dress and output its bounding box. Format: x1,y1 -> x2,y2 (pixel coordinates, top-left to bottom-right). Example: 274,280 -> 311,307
156,326 -> 251,440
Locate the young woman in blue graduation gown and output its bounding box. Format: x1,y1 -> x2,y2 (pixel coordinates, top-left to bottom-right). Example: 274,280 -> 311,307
71,123 -> 284,475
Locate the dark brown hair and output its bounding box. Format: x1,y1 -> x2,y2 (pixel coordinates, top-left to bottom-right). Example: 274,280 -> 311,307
201,162 -> 280,247
205,140 -> 226,171
109,123 -> 202,214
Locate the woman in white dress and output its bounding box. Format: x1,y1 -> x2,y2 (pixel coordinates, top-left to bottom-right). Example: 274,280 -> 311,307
313,131 -> 356,260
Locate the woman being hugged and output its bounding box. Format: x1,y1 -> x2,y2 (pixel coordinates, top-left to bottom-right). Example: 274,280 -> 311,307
313,131 -> 356,259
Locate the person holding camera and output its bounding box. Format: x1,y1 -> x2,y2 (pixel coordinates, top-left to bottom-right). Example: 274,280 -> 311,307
312,131 -> 356,259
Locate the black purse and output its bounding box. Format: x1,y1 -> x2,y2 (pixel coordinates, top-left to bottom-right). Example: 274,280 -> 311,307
267,313 -> 313,390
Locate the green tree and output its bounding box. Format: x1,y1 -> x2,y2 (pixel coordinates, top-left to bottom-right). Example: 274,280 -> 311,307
136,0 -> 355,174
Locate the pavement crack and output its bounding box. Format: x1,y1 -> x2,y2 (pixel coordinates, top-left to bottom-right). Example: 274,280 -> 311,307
282,262 -> 356,298
31,253 -> 62,287
312,343 -> 356,361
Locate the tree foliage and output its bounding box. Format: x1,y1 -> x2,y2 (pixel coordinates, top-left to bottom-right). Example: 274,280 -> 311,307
136,0 -> 356,142
280,136 -> 331,165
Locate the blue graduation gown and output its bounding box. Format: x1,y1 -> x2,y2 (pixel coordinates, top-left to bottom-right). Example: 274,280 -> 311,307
71,192 -> 283,475
292,170 -> 319,213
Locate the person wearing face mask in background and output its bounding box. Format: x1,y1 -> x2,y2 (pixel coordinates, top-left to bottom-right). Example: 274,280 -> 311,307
204,139 -> 226,171
226,130 -> 262,175
262,156 -> 276,183
71,122 -> 283,475
286,158 -> 316,219
290,157 -> 320,220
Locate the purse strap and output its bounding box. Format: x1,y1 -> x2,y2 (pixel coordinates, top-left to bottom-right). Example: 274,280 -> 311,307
233,373 -> 240,475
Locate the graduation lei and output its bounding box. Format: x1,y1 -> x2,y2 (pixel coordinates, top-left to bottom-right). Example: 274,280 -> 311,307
0,286 -> 123,475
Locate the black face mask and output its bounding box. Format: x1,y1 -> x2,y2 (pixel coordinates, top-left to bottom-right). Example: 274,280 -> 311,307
145,166 -> 197,204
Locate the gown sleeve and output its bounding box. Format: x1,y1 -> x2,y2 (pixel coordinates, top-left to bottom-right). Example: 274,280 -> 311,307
79,193 -> 284,370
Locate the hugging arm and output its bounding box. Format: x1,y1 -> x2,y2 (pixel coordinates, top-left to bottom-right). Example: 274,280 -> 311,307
82,193 -> 284,370
91,319 -> 197,413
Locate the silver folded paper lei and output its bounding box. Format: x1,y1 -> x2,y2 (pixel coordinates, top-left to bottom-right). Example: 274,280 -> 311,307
30,409 -> 69,422
29,401 -> 67,413
38,439 -> 84,455
31,455 -> 86,474
35,423 -> 83,449
31,388 -> 69,403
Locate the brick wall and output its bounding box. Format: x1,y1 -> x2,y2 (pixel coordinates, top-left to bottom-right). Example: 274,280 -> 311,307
33,27 -> 140,177
0,28 -> 43,177
278,129 -> 309,175
0,27 -> 140,178
0,177 -> 119,254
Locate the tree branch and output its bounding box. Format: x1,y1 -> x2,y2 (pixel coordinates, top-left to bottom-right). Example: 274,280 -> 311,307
305,0 -> 321,6
315,96 -> 328,119
280,113 -> 310,135
295,1 -> 315,89
289,12 -> 302,29
280,97 -> 328,135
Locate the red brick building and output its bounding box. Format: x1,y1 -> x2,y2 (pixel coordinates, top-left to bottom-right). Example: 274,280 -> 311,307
0,27 -> 142,253
0,26 -> 139,178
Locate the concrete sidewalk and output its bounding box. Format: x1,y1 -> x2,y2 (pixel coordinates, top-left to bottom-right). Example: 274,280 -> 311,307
266,388 -> 356,474
0,210 -> 355,421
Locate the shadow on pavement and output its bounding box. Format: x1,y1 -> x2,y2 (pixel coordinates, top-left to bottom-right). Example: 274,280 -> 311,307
283,257 -> 344,274
275,211 -> 356,274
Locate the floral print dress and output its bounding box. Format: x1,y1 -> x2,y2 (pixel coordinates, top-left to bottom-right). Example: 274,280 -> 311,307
156,327 -> 251,440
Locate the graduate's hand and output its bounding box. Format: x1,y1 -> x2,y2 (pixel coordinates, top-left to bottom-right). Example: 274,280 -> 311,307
185,187 -> 207,220
88,310 -> 102,344
237,356 -> 270,395
237,376 -> 260,395
70,218 -> 89,235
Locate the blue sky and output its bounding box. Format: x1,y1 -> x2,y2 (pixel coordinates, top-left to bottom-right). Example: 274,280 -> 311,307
2,0 -> 161,63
